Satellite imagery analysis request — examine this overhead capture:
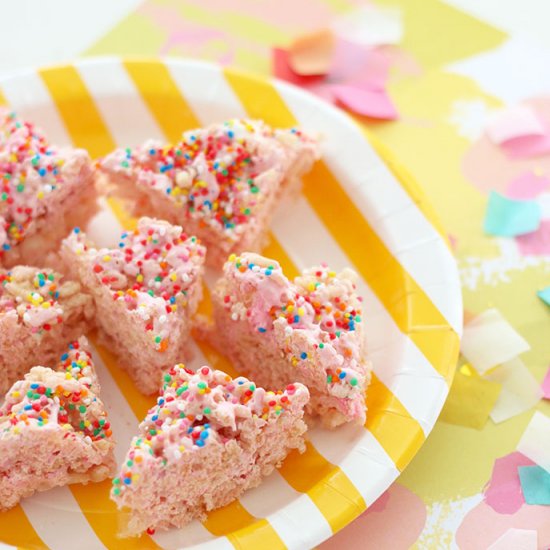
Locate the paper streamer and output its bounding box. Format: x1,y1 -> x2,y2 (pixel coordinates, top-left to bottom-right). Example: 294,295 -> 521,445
518,465 -> 550,505
484,191 -> 541,237
487,528 -> 538,550
461,308 -> 530,374
485,358 -> 543,424
485,105 -> 545,145
331,5 -> 403,47
439,369 -> 501,429
517,411 -> 550,473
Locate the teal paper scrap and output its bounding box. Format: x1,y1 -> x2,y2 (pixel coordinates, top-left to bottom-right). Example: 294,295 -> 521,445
518,465 -> 550,505
484,191 -> 541,237
538,286 -> 550,307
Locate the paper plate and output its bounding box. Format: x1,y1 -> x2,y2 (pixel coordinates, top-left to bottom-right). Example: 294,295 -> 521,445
0,58 -> 462,550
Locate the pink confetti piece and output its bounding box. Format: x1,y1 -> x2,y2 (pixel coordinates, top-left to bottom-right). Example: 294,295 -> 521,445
328,39 -> 389,89
506,171 -> 550,200
516,220 -> 550,256
272,48 -> 325,87
542,365 -> 550,400
487,528 -> 538,550
486,105 -> 546,145
501,133 -> 550,159
329,84 -> 398,120
483,451 -> 535,514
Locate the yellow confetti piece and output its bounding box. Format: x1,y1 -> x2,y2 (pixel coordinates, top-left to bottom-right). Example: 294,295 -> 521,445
439,370 -> 501,430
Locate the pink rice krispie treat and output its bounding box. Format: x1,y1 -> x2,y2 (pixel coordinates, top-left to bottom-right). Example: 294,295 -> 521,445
61,217 -> 206,395
0,109 -> 97,268
99,119 -> 319,267
206,253 -> 371,428
0,340 -> 115,511
0,265 -> 94,395
111,364 -> 309,535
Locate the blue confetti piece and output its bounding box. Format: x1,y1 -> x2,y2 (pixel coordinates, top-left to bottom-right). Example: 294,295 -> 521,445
538,286 -> 550,307
484,191 -> 541,237
518,465 -> 550,505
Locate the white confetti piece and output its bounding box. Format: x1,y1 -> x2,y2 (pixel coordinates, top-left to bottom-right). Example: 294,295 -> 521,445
517,411 -> 550,473
461,308 -> 530,374
331,5 -> 403,47
485,358 -> 543,423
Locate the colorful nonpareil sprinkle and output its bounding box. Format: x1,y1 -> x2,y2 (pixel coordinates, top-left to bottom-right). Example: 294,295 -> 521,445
101,120 -> 315,237
0,109 -> 87,256
0,349 -> 111,442
67,219 -> 205,351
111,364 -> 307,496
0,267 -> 67,333
225,254 -> 365,393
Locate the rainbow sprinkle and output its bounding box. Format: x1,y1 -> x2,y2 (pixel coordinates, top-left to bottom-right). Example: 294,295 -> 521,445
0,342 -> 111,441
224,254 -> 365,392
0,109 -> 89,256
67,219 -> 205,351
111,364 -> 307,496
102,119 -> 315,236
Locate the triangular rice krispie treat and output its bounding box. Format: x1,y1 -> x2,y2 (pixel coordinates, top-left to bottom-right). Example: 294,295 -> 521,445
99,119 -> 319,267
206,253 -> 371,428
0,265 -> 94,395
0,342 -> 115,511
0,109 -> 97,268
61,217 -> 206,394
58,336 -> 100,395
111,364 -> 308,535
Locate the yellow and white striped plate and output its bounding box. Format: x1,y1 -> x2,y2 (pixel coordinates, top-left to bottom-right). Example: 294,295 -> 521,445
0,58 -> 462,550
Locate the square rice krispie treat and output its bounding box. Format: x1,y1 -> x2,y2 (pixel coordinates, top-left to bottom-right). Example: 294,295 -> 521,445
0,265 -> 94,395
0,109 -> 97,268
99,119 -> 319,267
0,338 -> 115,511
111,364 -> 309,535
205,252 -> 372,428
61,217 -> 206,395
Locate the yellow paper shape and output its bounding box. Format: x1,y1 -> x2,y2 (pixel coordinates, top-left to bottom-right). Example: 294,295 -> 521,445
439,370 -> 502,429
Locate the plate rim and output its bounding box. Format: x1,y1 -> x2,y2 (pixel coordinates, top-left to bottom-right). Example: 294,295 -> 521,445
0,56 -> 462,549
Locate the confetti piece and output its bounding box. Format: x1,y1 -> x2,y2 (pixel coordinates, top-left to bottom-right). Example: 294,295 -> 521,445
485,358 -> 543,424
439,369 -> 501,429
487,528 -> 537,550
518,465 -> 550,505
506,171 -> 550,200
328,39 -> 389,89
288,28 -> 335,76
542,365 -> 550,399
461,308 -> 530,375
272,48 -> 325,87
329,84 -> 398,120
332,5 -> 403,47
501,133 -> 550,159
517,411 -> 550,473
517,220 -> 550,256
485,105 -> 545,145
537,286 -> 550,307
484,190 -> 541,237
484,452 -> 535,514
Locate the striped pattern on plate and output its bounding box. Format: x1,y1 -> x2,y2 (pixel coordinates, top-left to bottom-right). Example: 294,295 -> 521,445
0,58 -> 461,550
